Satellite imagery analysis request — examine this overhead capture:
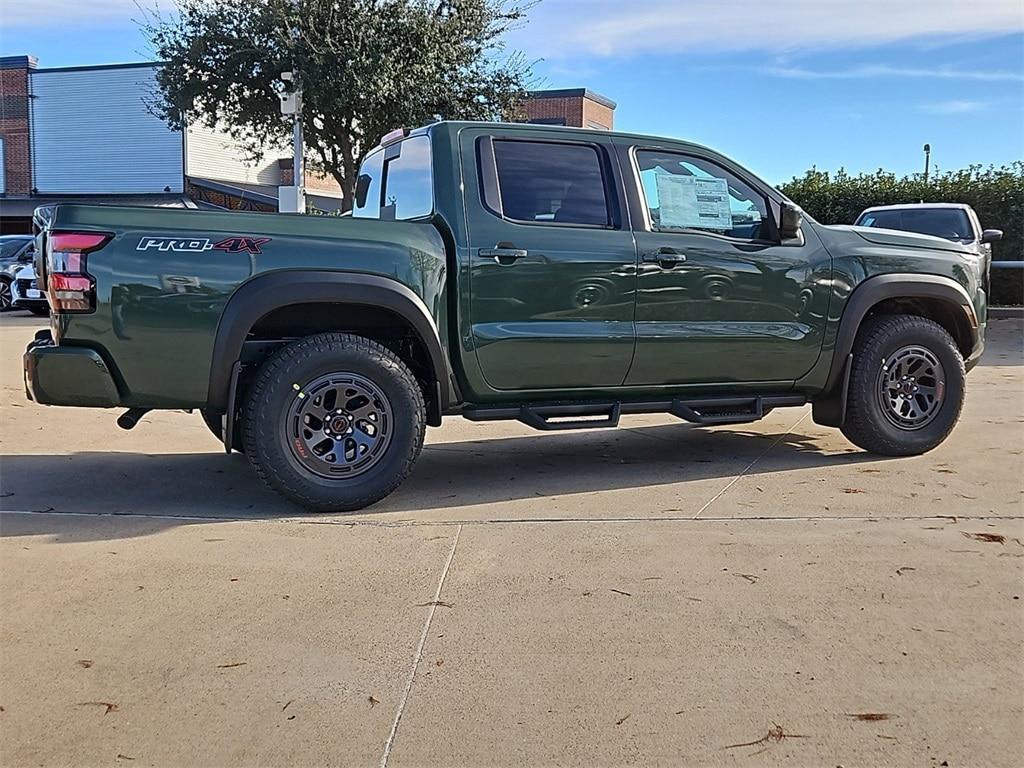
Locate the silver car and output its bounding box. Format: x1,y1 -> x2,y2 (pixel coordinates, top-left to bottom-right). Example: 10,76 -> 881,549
0,235 -> 35,312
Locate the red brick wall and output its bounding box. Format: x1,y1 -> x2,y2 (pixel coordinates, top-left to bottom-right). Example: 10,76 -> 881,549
0,66 -> 32,195
583,99 -> 614,131
277,158 -> 343,196
523,96 -> 584,127
522,93 -> 615,130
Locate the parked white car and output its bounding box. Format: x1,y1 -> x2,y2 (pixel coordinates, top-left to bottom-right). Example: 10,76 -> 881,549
11,264 -> 50,316
1,235 -> 35,312
854,203 -> 1002,251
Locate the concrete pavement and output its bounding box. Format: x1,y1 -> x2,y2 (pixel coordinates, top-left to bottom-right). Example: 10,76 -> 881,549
1,312 -> 1022,766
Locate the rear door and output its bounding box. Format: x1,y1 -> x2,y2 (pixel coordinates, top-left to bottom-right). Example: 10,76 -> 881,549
461,128 -> 638,392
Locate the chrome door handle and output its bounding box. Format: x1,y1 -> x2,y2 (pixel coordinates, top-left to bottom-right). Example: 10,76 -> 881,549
479,247 -> 528,265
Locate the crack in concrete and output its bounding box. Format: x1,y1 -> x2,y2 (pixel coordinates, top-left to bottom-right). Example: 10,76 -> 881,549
2,509 -> 1019,527
692,411 -> 810,519
379,523 -> 462,768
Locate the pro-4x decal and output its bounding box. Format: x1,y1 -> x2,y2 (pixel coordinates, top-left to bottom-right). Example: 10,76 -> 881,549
137,236 -> 271,254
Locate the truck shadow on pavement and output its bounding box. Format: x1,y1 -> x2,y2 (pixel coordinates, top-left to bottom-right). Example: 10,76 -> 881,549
0,421 -> 883,542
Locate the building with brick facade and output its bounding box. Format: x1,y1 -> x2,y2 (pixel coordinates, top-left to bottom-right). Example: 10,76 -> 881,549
0,53 -> 616,233
0,56 -> 347,233
0,56 -> 35,199
523,88 -> 616,131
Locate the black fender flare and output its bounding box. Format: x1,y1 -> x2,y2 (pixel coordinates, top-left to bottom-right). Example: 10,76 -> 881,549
812,273 -> 978,427
207,270 -> 451,414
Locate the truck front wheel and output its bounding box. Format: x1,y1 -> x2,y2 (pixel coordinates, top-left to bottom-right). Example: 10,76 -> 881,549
243,333 -> 426,512
841,314 -> 965,456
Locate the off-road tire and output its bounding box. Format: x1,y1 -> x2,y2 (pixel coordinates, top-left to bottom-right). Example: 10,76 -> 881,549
841,314 -> 965,456
243,333 -> 426,512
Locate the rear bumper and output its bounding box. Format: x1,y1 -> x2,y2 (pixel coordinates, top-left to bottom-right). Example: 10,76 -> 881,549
24,330 -> 121,407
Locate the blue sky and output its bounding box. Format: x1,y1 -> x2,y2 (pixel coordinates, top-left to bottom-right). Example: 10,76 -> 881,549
3,0 -> 1022,183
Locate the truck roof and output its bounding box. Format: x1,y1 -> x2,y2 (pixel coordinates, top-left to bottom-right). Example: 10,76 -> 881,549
397,120 -> 716,156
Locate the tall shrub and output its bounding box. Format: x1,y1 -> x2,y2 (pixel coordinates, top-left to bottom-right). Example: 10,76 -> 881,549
779,163 -> 1024,304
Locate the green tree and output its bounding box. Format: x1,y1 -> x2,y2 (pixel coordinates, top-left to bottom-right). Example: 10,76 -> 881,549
144,0 -> 534,210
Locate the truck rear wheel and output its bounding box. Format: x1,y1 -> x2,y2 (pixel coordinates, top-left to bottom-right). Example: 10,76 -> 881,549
841,314 -> 965,456
242,333 -> 426,512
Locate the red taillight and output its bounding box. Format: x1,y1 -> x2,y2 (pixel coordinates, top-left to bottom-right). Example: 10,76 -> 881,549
50,233 -> 109,252
47,231 -> 111,313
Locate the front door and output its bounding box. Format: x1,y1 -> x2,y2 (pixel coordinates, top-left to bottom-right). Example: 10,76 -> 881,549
462,131 -> 638,392
622,144 -> 831,386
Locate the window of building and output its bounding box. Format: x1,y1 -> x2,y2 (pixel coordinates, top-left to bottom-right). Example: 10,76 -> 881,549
353,134 -> 433,220
635,150 -> 769,240
490,140 -> 611,226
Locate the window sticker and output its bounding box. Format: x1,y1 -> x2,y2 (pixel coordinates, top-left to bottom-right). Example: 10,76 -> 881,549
654,174 -> 732,230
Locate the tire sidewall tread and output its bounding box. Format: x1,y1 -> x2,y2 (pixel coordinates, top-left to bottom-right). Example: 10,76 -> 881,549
243,333 -> 426,512
841,314 -> 965,456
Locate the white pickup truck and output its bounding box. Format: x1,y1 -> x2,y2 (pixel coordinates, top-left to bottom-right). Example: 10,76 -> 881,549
855,203 -> 1002,252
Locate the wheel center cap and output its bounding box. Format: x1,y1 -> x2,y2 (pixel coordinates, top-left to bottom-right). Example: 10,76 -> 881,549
329,416 -> 350,433
900,380 -> 916,396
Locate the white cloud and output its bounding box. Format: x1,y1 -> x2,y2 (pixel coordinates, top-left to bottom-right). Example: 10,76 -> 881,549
513,0 -> 1024,57
759,64 -> 1024,82
919,99 -> 991,114
0,0 -> 158,27
7,0 -> 1023,59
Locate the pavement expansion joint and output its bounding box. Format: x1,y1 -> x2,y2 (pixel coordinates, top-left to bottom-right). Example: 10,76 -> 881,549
692,411 -> 810,519
2,509 -> 1019,527
379,523 -> 462,768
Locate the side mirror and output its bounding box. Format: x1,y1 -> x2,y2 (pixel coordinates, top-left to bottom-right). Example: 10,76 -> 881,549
779,202 -> 803,240
354,174 -> 372,209
981,229 -> 1003,244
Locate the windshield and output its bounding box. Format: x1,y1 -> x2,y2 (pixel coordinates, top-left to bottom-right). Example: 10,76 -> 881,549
856,208 -> 974,242
0,238 -> 30,259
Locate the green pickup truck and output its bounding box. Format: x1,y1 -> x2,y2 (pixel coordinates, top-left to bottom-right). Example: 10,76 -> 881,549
25,121 -> 987,511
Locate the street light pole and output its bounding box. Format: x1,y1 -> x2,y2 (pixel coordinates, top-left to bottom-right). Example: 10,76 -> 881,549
277,0 -> 305,214
923,143 -> 931,184
291,73 -> 305,213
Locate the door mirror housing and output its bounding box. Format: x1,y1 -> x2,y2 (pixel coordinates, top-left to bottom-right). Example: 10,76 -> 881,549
779,202 -> 803,240
981,228 -> 1003,244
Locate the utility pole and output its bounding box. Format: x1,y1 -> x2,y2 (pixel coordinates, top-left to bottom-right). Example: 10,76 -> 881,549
277,73 -> 305,213
923,143 -> 931,184
277,0 -> 305,214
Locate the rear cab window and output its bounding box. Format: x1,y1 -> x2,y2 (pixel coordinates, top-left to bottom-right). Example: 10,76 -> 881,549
353,134 -> 433,221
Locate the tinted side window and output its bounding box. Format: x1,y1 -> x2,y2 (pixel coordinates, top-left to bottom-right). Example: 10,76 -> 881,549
353,150 -> 384,219
491,140 -> 610,226
381,135 -> 433,220
635,150 -> 769,240
353,135 -> 433,221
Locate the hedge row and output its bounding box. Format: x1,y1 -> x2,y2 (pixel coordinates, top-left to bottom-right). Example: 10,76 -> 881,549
779,163 -> 1024,305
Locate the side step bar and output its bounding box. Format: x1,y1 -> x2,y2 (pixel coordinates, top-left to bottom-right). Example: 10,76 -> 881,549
463,395 -> 806,432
